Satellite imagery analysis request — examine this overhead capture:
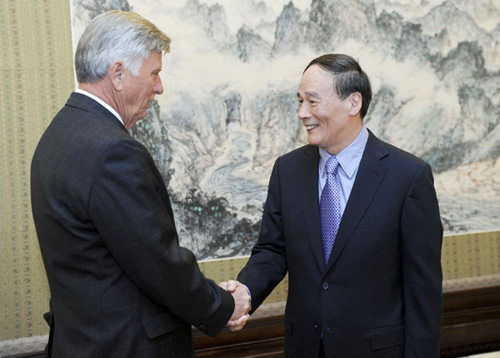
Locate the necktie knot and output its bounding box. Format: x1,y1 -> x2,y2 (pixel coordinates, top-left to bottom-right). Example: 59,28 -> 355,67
325,156 -> 339,176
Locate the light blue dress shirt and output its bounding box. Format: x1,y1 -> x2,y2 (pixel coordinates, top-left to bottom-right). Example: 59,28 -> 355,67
318,126 -> 369,216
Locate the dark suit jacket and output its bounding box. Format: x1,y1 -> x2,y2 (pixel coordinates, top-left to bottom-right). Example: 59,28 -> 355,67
238,132 -> 443,358
31,93 -> 234,358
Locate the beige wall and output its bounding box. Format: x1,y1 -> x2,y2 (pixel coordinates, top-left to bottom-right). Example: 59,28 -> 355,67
1,0 -> 499,346
0,0 -> 74,340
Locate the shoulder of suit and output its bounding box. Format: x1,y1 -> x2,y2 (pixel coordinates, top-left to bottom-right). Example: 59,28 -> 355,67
50,103 -> 142,159
279,145 -> 317,161
375,137 -> 430,175
382,140 -> 426,162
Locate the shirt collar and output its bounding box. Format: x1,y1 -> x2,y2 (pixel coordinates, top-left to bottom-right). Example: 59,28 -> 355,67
75,88 -> 124,126
319,125 -> 368,179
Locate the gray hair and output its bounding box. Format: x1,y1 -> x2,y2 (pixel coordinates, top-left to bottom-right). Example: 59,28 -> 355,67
75,10 -> 170,83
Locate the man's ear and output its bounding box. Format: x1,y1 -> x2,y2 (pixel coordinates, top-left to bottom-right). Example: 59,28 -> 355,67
348,92 -> 362,116
109,61 -> 125,91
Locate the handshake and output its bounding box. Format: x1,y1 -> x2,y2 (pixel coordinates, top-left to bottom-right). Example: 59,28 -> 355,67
219,280 -> 251,332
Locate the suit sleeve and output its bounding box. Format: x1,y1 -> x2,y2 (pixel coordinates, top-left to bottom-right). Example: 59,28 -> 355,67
401,163 -> 443,357
88,137 -> 234,337
238,158 -> 288,312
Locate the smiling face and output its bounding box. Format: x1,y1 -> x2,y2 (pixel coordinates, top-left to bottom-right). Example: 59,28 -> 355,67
120,51 -> 164,129
297,64 -> 362,155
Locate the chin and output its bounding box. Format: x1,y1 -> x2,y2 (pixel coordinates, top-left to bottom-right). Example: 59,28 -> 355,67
306,134 -> 320,147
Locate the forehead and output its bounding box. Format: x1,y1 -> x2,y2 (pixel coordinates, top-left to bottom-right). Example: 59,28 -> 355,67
141,51 -> 162,72
298,65 -> 336,95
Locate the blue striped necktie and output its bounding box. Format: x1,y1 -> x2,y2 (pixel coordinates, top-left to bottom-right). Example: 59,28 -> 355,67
320,156 -> 341,266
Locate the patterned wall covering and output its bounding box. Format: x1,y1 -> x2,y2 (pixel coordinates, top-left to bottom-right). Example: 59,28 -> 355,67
0,0 -> 499,355
0,0 -> 75,342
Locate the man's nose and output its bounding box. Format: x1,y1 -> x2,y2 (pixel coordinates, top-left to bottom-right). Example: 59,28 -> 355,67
298,102 -> 310,120
155,76 -> 164,95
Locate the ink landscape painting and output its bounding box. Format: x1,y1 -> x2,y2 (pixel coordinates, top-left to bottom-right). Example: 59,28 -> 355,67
70,0 -> 500,259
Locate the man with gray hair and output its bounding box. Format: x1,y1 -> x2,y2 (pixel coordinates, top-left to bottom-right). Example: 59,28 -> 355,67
31,11 -> 250,357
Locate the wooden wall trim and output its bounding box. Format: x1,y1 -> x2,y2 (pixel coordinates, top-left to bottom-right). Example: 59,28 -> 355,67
5,285 -> 500,358
192,285 -> 500,358
194,315 -> 285,358
440,285 -> 500,357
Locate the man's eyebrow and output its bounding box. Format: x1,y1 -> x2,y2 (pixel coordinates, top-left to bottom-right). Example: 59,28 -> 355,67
298,91 -> 322,99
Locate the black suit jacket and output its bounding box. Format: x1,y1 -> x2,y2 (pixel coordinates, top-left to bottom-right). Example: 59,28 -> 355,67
238,132 -> 443,358
31,93 -> 234,357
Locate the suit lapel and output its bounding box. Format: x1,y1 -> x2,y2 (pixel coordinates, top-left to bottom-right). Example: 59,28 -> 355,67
324,131 -> 389,274
298,146 -> 325,273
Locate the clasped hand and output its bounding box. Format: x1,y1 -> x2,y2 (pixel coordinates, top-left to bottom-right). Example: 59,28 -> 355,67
219,280 -> 251,331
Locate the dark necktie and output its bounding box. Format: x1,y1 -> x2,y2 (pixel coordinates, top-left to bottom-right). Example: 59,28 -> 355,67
320,156 -> 341,266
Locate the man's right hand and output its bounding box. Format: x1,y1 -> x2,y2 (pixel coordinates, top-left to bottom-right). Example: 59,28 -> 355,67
220,280 -> 251,331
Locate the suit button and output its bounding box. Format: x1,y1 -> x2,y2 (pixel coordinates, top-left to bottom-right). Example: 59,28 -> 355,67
314,324 -> 320,331
322,282 -> 329,290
